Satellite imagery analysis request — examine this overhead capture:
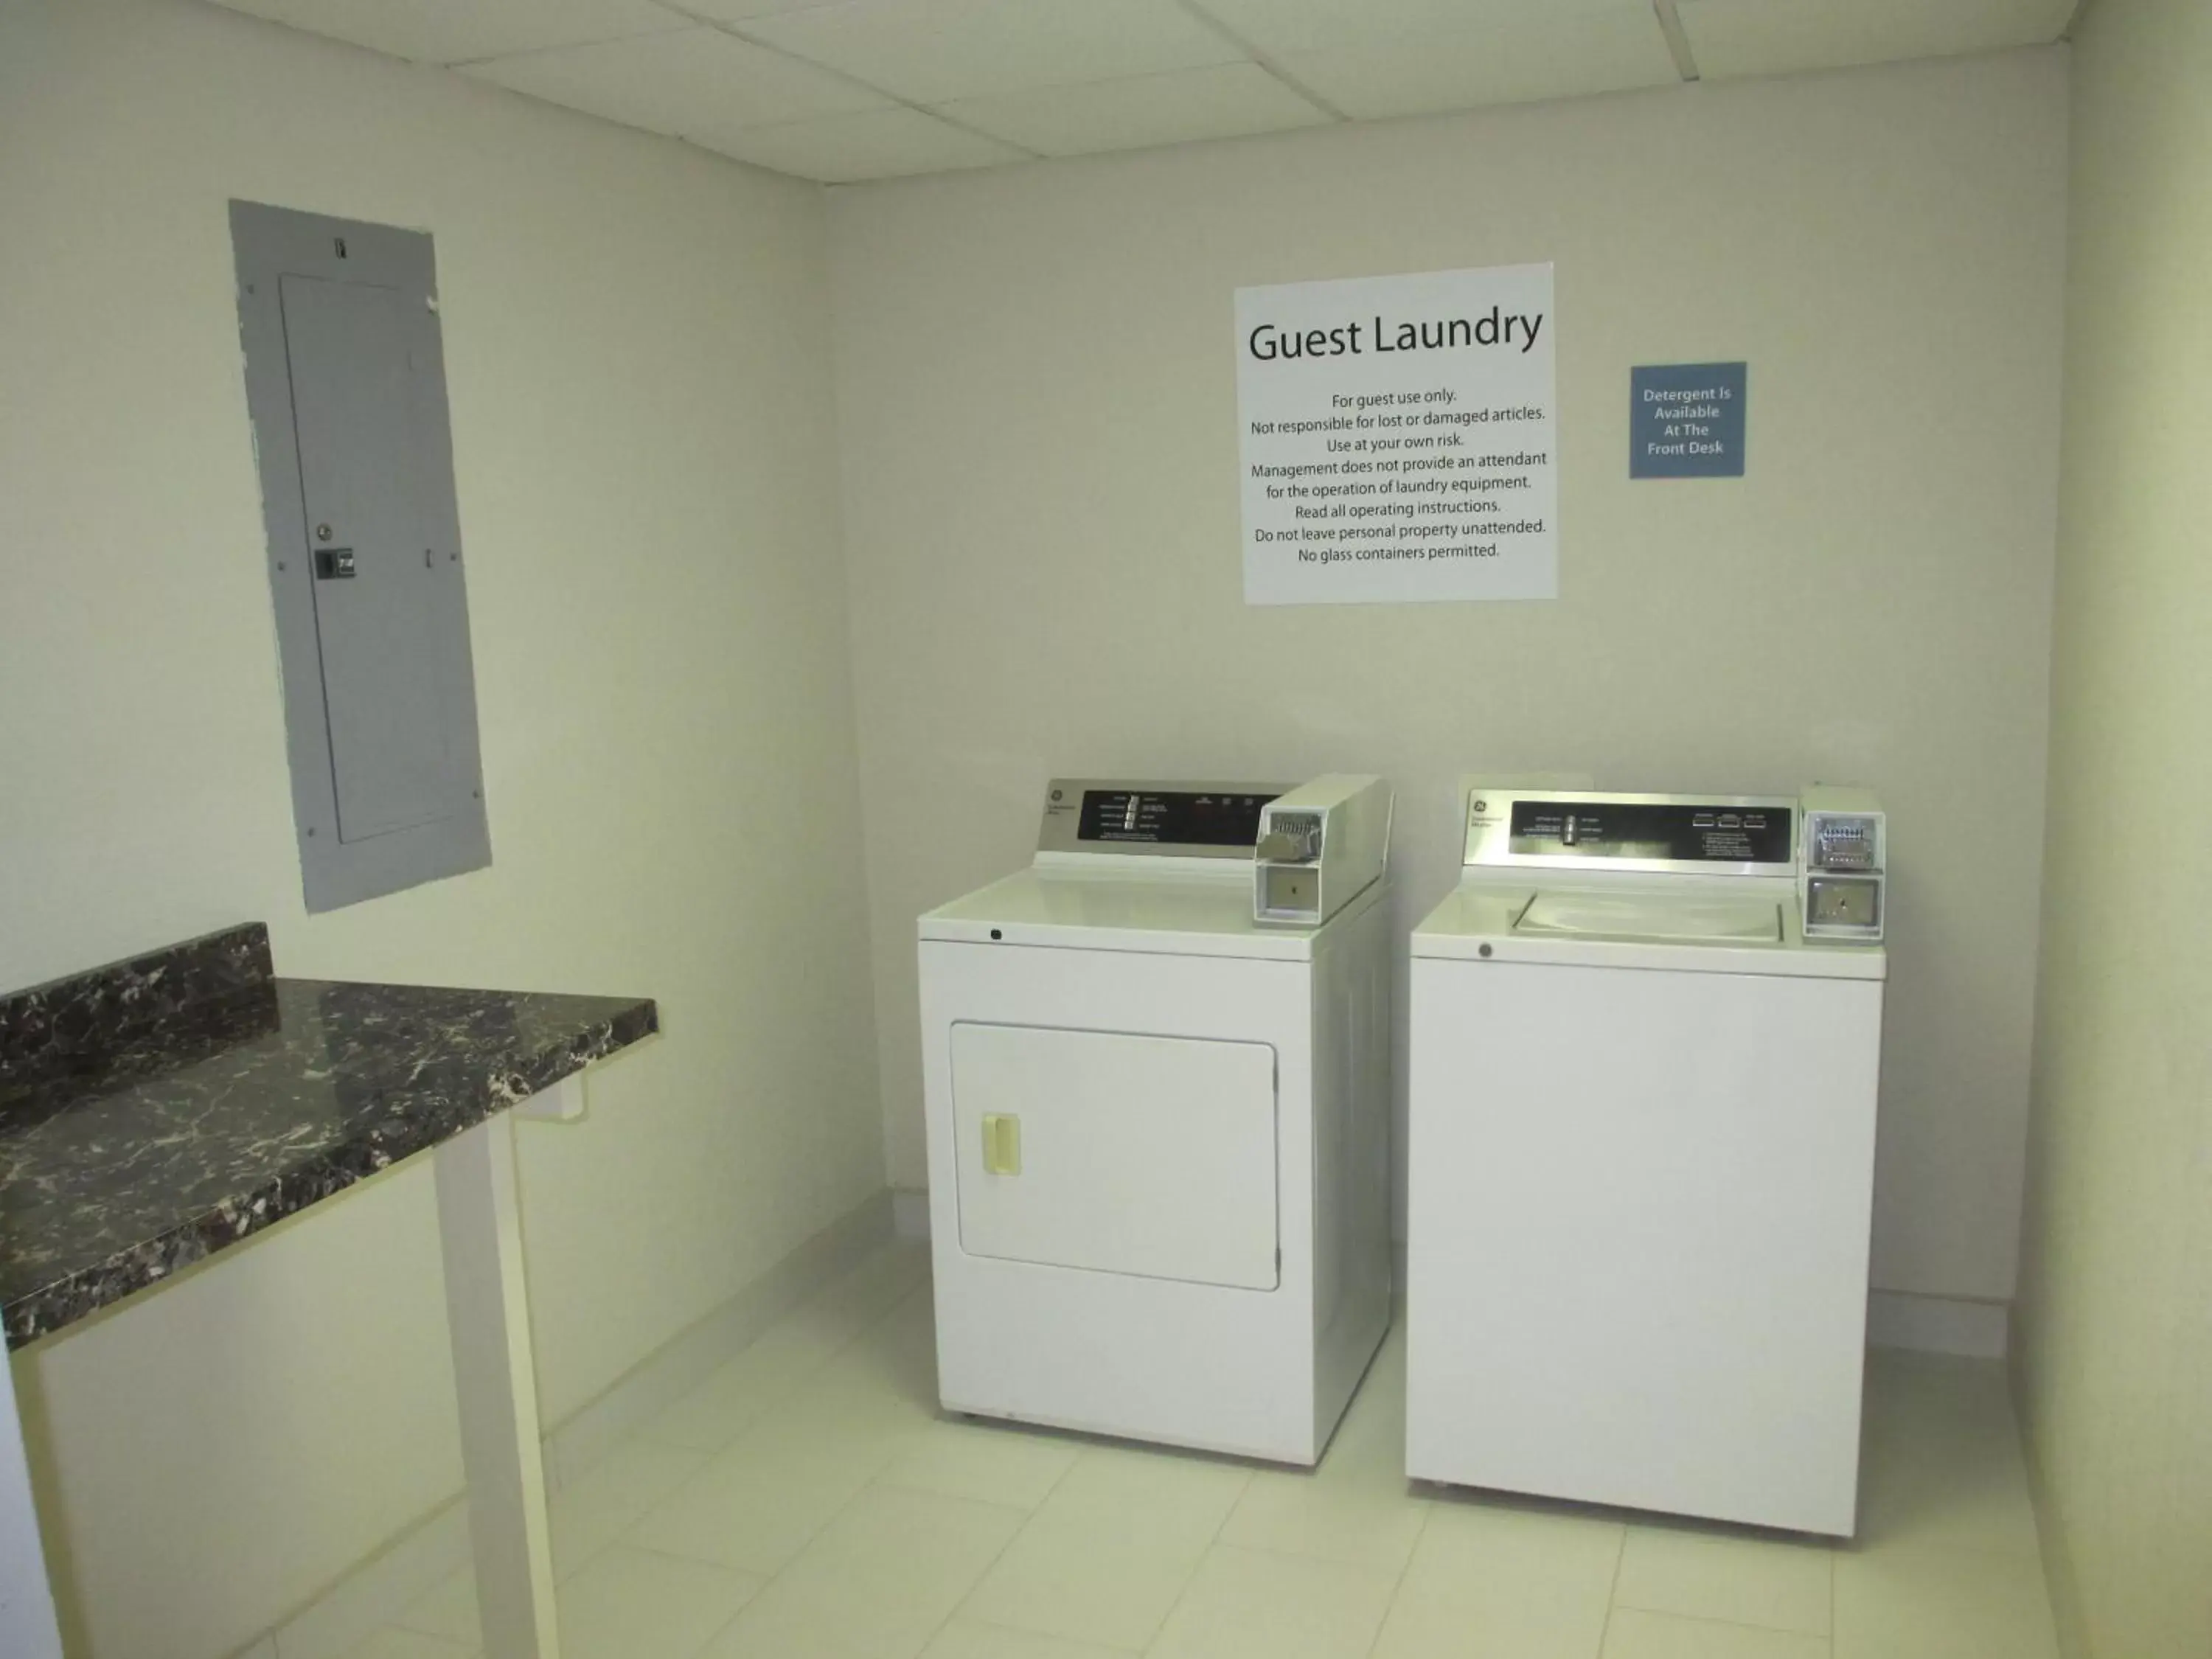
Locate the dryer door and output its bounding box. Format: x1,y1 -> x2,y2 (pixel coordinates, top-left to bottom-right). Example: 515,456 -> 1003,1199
950,1022 -> 1280,1290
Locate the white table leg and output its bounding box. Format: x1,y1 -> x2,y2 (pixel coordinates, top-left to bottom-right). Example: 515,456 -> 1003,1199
436,1112 -> 560,1659
1,1349 -> 64,1659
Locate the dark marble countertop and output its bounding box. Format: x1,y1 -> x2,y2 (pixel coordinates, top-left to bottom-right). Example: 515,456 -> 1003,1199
0,925 -> 655,1349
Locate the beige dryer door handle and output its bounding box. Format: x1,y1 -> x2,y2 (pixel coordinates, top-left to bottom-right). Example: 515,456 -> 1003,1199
981,1113 -> 1022,1176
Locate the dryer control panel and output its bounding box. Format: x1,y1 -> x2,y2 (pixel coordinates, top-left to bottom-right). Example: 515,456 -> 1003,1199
1037,779 -> 1291,860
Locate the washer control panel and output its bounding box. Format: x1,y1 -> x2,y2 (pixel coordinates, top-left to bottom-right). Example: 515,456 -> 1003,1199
1464,789 -> 1797,877
1508,799 -> 1790,865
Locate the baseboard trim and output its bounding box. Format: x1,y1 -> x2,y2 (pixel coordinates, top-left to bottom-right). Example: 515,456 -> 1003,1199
268,1499 -> 468,1659
260,1188 -> 895,1659
546,1187 -> 894,1487
892,1200 -> 2000,1363
891,1188 -> 930,1240
894,1195 -> 2002,1363
1866,1290 -> 2010,1358
2008,1314 -> 2092,1659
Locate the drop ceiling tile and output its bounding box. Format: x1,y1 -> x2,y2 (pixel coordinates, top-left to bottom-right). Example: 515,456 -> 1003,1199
1676,0 -> 2076,80
695,105 -> 1028,181
1272,2 -> 1680,119
1189,0 -> 1573,58
212,0 -> 687,66
678,0 -> 871,19
941,62 -> 1329,157
739,0 -> 1249,105
462,27 -> 888,139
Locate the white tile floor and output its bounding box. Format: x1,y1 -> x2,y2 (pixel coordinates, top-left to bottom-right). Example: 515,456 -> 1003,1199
358,1242 -> 2061,1659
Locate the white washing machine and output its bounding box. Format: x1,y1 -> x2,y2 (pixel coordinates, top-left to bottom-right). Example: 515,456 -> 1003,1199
919,776 -> 1394,1464
1406,785 -> 1888,1535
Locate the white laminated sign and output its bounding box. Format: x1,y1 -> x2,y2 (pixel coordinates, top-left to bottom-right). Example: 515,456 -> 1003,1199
1237,262 -> 1557,605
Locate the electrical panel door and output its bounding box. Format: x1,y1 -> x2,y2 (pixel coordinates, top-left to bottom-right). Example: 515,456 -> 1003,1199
280,273 -> 467,842
233,201 -> 489,911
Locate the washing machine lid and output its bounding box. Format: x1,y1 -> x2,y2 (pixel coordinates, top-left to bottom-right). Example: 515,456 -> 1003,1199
921,867 -> 1366,960
1515,891 -> 1783,943
1411,881 -> 1885,980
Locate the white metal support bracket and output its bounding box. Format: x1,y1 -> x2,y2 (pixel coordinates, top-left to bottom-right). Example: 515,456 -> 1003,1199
515,1070 -> 585,1124
0,1348 -> 64,1659
436,1110 -> 561,1659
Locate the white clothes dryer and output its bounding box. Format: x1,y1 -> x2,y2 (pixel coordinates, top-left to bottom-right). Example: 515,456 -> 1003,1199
919,776 -> 1394,1464
1406,785 -> 1888,1535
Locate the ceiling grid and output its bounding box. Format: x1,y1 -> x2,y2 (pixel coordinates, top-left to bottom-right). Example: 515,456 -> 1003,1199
207,0 -> 2077,182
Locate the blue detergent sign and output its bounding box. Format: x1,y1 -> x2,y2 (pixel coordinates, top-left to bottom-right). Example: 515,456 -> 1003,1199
1631,362 -> 1745,478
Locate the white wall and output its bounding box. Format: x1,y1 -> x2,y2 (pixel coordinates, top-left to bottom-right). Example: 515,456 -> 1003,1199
2014,0 -> 2212,1654
829,49 -> 2068,1304
0,2 -> 882,1655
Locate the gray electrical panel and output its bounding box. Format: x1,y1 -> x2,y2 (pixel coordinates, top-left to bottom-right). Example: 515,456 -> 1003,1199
231,201 -> 490,912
